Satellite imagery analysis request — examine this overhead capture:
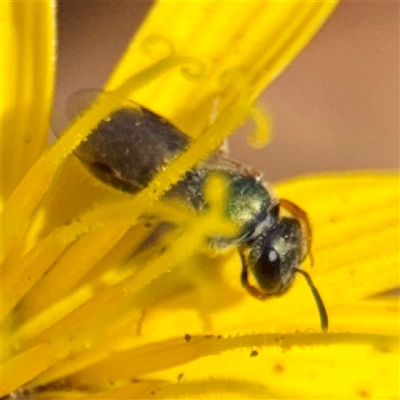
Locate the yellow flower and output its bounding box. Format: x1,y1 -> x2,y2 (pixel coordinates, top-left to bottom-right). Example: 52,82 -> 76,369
1,1 -> 398,399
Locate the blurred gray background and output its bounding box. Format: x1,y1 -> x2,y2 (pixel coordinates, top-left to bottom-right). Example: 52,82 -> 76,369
56,1 -> 399,181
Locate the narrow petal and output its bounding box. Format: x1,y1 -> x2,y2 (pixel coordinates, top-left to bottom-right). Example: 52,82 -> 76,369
0,343 -> 57,397
106,1 -> 339,137
33,333 -> 399,399
1,1 -> 55,201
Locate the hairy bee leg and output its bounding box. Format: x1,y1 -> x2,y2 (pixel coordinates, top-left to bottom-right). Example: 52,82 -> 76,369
239,251 -> 269,300
280,198 -> 314,266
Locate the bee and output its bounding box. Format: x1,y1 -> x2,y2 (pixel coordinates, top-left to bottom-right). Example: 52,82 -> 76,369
72,98 -> 328,331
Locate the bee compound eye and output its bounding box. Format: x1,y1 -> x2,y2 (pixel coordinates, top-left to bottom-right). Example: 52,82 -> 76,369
248,217 -> 303,297
250,244 -> 284,295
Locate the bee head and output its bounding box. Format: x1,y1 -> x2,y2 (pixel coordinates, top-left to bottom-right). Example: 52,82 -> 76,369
245,217 -> 303,296
240,216 -> 328,331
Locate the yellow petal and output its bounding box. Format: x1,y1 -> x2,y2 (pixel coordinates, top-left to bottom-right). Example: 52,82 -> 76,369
106,1 -> 339,137
276,172 -> 399,303
144,336 -> 398,399
0,343 -> 58,397
1,1 -> 55,201
35,332 -> 398,399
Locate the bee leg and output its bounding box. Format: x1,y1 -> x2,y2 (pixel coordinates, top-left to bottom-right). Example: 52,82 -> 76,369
239,250 -> 269,300
280,198 -> 314,266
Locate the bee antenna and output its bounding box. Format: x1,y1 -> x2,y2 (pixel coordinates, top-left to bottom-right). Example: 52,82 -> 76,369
294,268 -> 328,332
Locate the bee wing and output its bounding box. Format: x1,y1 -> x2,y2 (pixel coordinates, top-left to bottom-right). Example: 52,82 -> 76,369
65,88 -> 101,122
51,89 -> 101,142
199,151 -> 264,182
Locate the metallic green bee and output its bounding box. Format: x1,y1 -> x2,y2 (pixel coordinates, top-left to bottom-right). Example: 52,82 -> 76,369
74,103 -> 328,331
